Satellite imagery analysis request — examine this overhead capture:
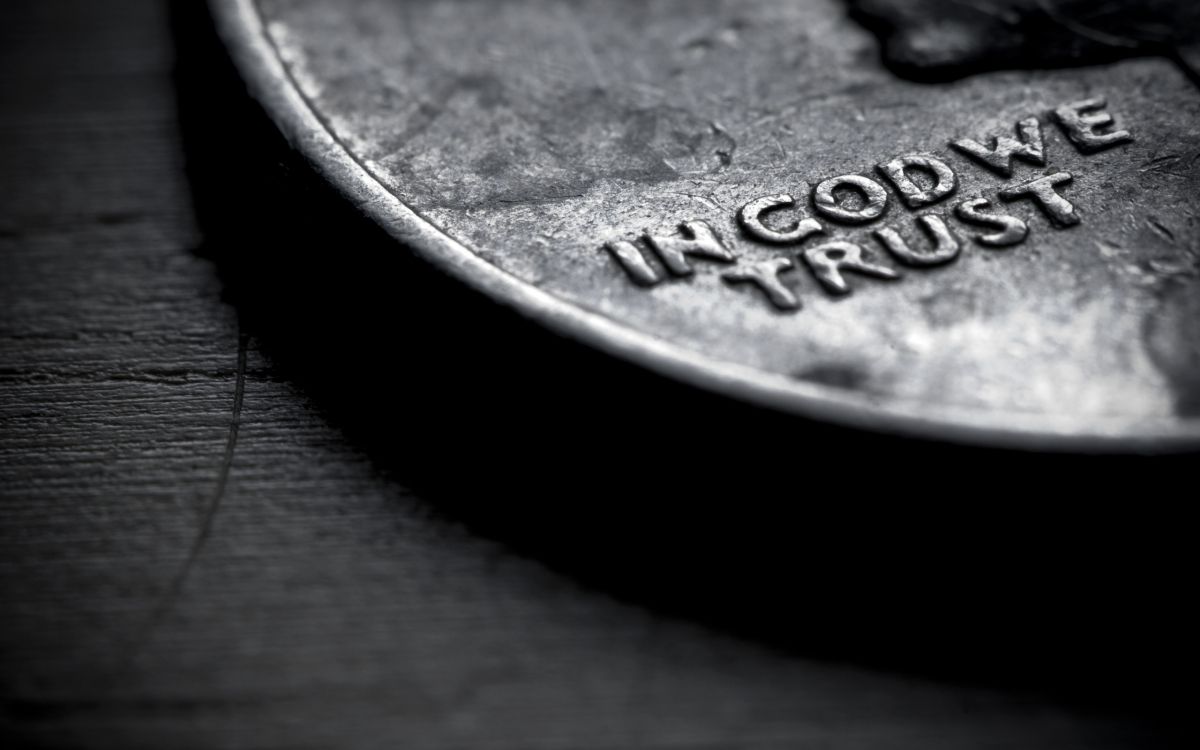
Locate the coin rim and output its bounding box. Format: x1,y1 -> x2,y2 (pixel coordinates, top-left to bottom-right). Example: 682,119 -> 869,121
211,0 -> 1200,452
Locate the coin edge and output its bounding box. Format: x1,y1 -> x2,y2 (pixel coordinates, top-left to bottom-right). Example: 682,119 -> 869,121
209,0 -> 1200,453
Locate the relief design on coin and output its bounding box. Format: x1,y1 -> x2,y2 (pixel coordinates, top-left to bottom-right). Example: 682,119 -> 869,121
212,0 -> 1200,449
607,98 -> 1130,308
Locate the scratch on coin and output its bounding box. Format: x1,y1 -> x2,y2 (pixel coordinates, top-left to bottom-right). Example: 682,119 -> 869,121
1139,154 -> 1181,172
1147,217 -> 1177,244
670,192 -> 722,211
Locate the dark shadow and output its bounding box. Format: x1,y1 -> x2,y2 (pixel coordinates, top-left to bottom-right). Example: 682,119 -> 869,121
171,0 -> 1195,725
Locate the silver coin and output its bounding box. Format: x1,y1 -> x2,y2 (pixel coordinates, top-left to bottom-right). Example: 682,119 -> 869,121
211,0 -> 1200,450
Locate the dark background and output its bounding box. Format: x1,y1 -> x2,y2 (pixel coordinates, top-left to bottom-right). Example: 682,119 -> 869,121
1,2 -> 1195,748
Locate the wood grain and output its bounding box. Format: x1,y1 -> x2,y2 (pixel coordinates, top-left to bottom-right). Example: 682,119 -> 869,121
1,2 -> 1194,749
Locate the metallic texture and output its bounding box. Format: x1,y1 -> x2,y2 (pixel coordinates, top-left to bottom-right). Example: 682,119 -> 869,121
212,0 -> 1200,450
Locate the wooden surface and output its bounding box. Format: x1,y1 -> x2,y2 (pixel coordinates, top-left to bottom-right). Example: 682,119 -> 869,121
1,2 -> 1195,749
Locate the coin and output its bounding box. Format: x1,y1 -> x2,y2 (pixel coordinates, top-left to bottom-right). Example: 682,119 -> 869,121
211,0 -> 1200,450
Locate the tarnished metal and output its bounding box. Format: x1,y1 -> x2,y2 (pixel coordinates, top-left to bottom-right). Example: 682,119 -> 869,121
211,0 -> 1200,450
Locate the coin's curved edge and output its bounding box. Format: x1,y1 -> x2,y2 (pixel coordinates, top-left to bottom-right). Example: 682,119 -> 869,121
208,0 -> 1200,453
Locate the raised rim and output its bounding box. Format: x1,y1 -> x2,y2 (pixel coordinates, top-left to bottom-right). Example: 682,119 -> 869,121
210,0 -> 1200,453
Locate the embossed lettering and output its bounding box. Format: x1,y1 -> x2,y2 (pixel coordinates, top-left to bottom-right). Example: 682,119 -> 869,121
738,193 -> 825,245
876,154 -> 957,208
605,240 -> 661,285
813,175 -> 890,224
999,172 -> 1080,228
955,198 -> 1028,247
802,241 -> 899,295
1053,97 -> 1133,154
645,220 -> 735,275
722,257 -> 800,311
950,117 -> 1046,177
604,97 -> 1132,308
874,215 -> 960,267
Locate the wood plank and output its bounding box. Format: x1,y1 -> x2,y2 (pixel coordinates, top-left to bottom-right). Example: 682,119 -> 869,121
1,2 -> 1193,748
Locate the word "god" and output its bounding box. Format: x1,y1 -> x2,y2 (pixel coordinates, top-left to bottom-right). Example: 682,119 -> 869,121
603,97 -> 1132,311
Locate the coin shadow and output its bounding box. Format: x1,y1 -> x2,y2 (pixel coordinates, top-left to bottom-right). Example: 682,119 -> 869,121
172,0 -> 1194,714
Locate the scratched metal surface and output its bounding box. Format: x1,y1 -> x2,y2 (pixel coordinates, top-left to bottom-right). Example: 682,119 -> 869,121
1,2 -> 1197,749
212,0 -> 1200,447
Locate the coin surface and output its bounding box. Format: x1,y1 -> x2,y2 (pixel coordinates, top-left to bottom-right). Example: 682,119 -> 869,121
212,0 -> 1200,449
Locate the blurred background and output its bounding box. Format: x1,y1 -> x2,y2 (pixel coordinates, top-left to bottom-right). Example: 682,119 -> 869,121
1,2 -> 1195,748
